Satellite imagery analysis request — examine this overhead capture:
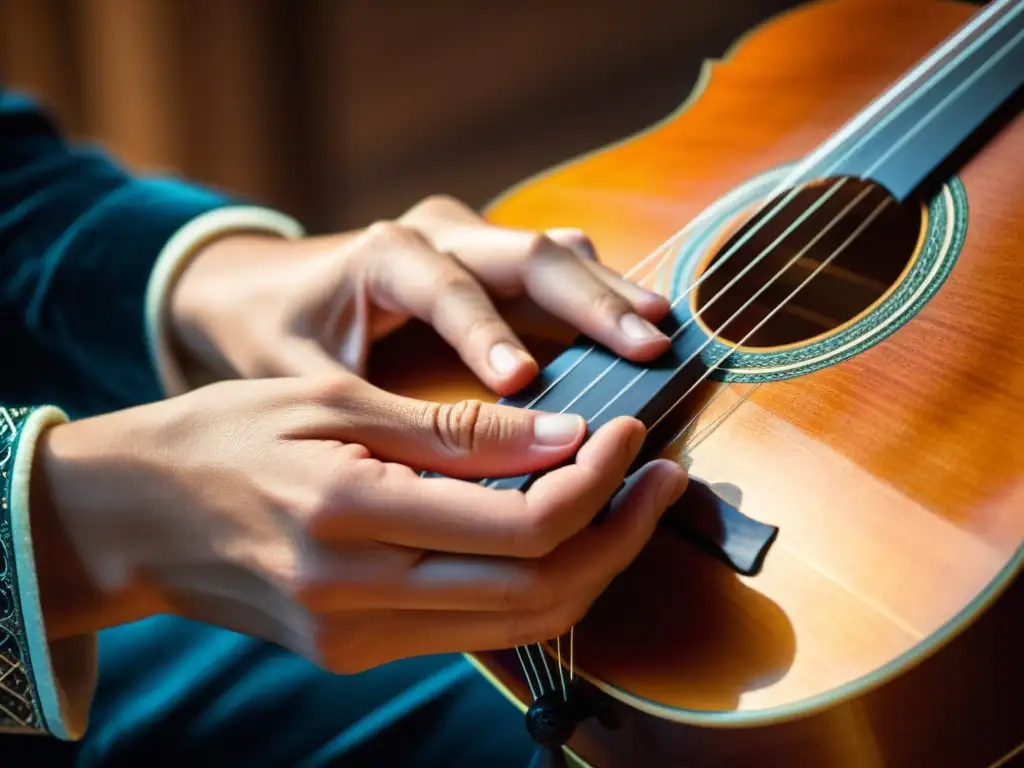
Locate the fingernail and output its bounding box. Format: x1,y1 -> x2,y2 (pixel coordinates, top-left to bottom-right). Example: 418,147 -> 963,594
619,313 -> 664,342
533,413 -> 585,446
489,342 -> 528,376
657,470 -> 688,509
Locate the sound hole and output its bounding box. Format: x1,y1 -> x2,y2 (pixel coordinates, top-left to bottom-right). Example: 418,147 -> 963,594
694,177 -> 922,349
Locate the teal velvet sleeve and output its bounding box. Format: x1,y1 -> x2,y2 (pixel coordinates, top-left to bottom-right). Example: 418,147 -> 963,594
0,89 -> 238,417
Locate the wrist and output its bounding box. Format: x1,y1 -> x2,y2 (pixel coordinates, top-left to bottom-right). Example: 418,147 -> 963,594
146,206 -> 306,395
168,232 -> 287,383
167,230 -> 362,381
30,412 -> 172,640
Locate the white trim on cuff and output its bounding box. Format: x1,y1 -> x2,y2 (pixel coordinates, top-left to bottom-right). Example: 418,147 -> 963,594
9,405 -> 97,741
144,206 -> 305,397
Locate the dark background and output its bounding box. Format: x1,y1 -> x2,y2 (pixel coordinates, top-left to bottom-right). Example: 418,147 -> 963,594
1,1 -> 982,233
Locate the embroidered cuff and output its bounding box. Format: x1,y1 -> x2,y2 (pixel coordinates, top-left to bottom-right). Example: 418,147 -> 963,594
144,206 -> 305,397
1,405 -> 95,740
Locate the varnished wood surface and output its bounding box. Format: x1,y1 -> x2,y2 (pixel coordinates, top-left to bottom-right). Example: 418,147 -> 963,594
369,0 -> 1023,763
476,573 -> 1021,767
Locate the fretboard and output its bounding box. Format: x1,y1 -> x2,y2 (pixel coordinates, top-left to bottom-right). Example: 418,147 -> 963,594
798,0 -> 1023,201
475,304 -> 713,493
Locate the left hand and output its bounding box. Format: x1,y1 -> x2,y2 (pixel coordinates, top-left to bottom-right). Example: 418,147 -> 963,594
169,195 -> 672,395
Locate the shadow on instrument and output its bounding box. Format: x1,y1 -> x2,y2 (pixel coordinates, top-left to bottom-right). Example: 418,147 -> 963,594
575,481 -> 796,714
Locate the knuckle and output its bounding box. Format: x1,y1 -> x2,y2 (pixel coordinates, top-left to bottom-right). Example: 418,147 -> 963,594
401,195 -> 480,229
510,509 -> 561,559
308,373 -> 364,408
414,194 -> 466,216
341,457 -> 392,494
291,489 -> 334,536
306,454 -> 388,525
501,566 -> 551,612
433,267 -> 477,295
423,399 -> 500,454
592,288 -> 631,319
364,220 -> 415,248
497,565 -> 557,614
458,311 -> 510,346
523,232 -> 558,264
551,228 -> 598,261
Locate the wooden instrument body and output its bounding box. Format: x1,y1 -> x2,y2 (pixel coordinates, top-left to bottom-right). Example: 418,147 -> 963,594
370,1 -> 1024,765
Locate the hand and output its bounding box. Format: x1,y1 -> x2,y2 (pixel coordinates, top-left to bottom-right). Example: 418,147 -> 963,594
32,374 -> 688,671
170,195 -> 672,395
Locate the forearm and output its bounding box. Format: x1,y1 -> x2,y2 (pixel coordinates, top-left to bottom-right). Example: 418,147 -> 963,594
28,411 -> 171,641
0,92 -> 308,741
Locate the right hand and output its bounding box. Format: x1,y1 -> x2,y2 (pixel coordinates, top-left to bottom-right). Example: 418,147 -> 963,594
34,374 -> 688,673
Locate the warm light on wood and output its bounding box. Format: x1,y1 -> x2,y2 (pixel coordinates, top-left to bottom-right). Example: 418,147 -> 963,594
369,1 -> 1023,764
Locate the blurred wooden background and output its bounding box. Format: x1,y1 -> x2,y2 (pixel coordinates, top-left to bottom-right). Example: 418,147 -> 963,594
1,0 -> 833,231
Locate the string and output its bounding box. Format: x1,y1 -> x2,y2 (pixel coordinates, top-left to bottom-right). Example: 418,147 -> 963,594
648,197 -> 890,435
510,214 -> 728,414
658,13 -> 1024,461
524,645 -> 545,697
556,636 -> 568,700
590,183 -> 877,428
506,0 -> 1015,424
569,626 -> 574,682
462,0 -> 1013,702
482,182 -> 824,697
547,178 -> 854,421
498,0 -> 1015,465
518,193 -> 889,697
514,171 -> 842,415
871,23 -> 1024,175
515,646 -> 538,699
478,177 -> 871,495
676,382 -> 762,454
537,642 -> 556,693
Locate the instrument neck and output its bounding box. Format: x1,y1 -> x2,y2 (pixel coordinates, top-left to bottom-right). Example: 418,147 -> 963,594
796,0 -> 1023,200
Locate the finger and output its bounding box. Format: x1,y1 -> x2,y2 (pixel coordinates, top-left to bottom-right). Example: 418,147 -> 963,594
320,604 -> 594,672
544,457 -> 687,599
520,236 -> 673,362
409,219 -> 668,322
316,459 -> 687,613
545,227 -> 670,317
308,376 -> 586,478
321,462 -> 684,666
585,259 -> 671,316
360,223 -> 539,395
322,416 -> 647,557
397,214 -> 672,360
497,295 -> 578,345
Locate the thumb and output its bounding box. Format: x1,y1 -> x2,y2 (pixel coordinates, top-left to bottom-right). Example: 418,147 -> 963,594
325,379 -> 587,478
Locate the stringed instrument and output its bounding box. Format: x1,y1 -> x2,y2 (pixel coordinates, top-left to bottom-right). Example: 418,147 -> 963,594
370,0 -> 1024,765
